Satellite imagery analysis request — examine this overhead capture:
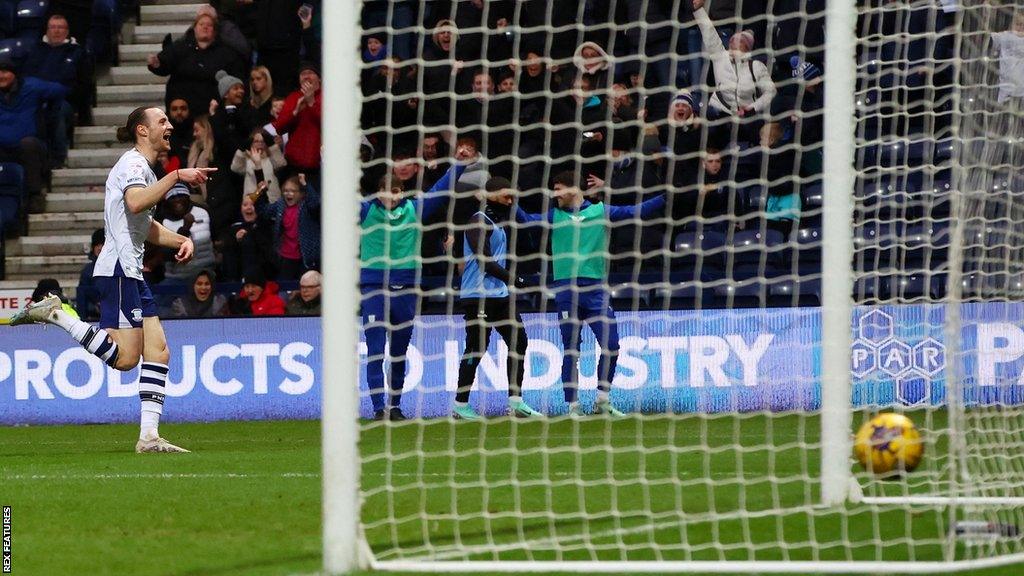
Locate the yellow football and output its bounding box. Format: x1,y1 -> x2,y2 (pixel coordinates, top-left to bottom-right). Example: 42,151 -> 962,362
853,413 -> 924,475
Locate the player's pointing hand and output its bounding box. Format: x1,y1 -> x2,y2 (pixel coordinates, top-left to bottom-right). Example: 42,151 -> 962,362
176,168 -> 217,186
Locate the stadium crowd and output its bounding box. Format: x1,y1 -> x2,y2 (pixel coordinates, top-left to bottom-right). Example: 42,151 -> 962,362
0,0 -> 973,317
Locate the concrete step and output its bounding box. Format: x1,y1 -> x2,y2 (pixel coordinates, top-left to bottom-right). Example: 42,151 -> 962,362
44,192 -> 105,213
52,168 -> 108,187
132,24 -> 183,45
97,83 -> 165,105
0,278 -> 79,292
6,255 -> 90,276
74,126 -> 120,148
28,212 -> 104,234
141,3 -> 204,24
119,43 -> 162,64
93,104 -> 150,127
109,65 -> 166,86
67,148 -> 125,169
8,235 -> 92,257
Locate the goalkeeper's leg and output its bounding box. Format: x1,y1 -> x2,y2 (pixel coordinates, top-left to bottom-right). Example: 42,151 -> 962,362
453,298 -> 490,421
492,299 -> 541,418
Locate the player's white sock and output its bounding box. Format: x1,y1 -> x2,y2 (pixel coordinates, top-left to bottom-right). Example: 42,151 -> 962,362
596,391 -> 610,404
508,395 -> 523,406
454,400 -> 469,408
53,310 -> 120,367
139,362 -> 168,439
569,401 -> 580,412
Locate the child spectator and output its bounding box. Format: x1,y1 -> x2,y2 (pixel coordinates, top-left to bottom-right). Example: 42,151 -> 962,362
231,127 -> 286,203
169,270 -> 227,318
220,193 -> 276,282
255,174 -> 322,280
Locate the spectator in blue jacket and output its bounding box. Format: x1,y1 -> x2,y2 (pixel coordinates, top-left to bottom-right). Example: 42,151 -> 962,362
23,14 -> 94,167
0,60 -> 67,197
254,173 -> 321,279
75,228 -> 104,321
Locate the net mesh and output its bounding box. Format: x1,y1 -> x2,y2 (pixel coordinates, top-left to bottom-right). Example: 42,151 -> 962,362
352,0 -> 1024,568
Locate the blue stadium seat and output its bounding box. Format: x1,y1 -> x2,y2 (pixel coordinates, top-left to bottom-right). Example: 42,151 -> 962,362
87,0 -> 120,64
608,284 -> 649,310
673,230 -> 727,276
14,0 -> 45,39
0,36 -> 29,66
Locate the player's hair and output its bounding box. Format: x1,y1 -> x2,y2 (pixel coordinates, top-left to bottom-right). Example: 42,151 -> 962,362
485,176 -> 512,192
378,175 -> 406,192
551,171 -> 578,188
116,106 -> 153,143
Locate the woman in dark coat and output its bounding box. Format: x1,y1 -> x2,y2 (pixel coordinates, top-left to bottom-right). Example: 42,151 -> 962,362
147,12 -> 247,116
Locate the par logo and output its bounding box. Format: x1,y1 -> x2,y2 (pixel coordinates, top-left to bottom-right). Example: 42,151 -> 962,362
851,310 -> 945,405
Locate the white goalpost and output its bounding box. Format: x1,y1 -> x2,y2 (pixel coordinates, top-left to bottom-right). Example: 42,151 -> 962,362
323,0 -> 1024,573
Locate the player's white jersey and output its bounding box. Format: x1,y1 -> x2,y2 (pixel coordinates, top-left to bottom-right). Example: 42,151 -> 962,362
94,148 -> 157,280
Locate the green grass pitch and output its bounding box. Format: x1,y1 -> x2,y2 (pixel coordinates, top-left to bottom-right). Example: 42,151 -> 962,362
1,417 -> 1021,575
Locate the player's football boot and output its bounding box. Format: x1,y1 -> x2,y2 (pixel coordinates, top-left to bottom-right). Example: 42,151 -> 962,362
8,293 -> 61,326
567,403 -> 585,419
593,399 -> 626,418
510,399 -> 542,418
387,407 -> 408,421
135,436 -> 191,453
452,404 -> 482,421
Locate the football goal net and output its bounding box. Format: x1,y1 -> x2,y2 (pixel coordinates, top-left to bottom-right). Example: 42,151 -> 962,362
321,0 -> 1024,572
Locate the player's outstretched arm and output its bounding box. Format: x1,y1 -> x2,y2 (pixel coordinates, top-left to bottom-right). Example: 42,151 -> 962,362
147,220 -> 194,263
124,168 -> 217,214
606,193 -> 667,222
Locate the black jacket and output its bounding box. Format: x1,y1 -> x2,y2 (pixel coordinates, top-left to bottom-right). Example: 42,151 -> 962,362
149,29 -> 247,114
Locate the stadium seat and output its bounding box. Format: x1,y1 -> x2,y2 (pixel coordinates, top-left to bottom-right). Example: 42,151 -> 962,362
0,36 -> 29,66
768,277 -> 822,307
608,284 -> 649,311
673,230 -> 727,276
14,0 -> 45,39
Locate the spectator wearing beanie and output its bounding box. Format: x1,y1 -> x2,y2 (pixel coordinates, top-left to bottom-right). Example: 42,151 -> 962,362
228,270 -> 286,316
210,69 -> 256,168
273,62 -> 322,173
160,184 -> 216,283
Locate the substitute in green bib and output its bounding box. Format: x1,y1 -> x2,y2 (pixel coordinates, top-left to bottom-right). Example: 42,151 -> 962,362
516,171 -> 666,417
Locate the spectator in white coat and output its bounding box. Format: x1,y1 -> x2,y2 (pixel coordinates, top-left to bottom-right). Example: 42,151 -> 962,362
693,0 -> 775,143
231,127 -> 287,203
161,184 -> 216,282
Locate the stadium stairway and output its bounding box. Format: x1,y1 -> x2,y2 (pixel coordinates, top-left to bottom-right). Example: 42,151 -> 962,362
0,0 -> 203,297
